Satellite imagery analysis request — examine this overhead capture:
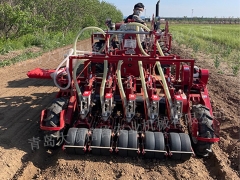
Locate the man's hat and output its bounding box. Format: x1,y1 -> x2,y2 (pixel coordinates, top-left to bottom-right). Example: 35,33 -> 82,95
134,3 -> 144,9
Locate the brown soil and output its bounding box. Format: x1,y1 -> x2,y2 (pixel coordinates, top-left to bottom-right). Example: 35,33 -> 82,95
0,40 -> 239,180
0,47 -> 42,62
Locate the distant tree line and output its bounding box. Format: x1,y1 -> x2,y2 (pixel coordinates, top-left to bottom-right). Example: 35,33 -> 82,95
161,17 -> 240,24
0,0 -> 123,39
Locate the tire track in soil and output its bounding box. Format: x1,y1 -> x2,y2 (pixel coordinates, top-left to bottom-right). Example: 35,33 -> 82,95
2,92 -> 55,143
0,91 -> 57,145
0,85 -> 56,121
0,78 -> 51,96
11,148 -> 61,180
0,84 -> 56,126
37,155 -> 180,180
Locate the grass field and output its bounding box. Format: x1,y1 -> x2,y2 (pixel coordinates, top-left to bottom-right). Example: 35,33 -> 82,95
169,24 -> 240,75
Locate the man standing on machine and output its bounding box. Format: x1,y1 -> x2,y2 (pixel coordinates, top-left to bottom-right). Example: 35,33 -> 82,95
124,3 -> 146,25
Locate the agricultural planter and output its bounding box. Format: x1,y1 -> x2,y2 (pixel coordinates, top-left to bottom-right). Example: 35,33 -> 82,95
27,17 -> 220,159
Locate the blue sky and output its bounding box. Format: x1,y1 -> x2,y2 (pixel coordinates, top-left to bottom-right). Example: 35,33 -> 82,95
103,0 -> 240,18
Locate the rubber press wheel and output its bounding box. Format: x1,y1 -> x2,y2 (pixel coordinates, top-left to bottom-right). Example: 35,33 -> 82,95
65,128 -> 78,154
118,130 -> 128,157
179,133 -> 192,161
144,131 -> 155,159
91,128 -> 102,155
154,132 -> 165,159
100,129 -> 112,156
128,130 -> 138,157
75,128 -> 88,155
169,132 -> 181,160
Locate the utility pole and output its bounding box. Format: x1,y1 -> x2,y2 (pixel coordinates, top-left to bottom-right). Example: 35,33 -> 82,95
192,9 -> 194,22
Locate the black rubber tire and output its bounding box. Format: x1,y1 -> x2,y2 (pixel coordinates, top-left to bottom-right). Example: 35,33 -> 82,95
75,128 -> 88,155
179,133 -> 192,161
91,128 -> 102,155
100,129 -> 112,156
144,131 -> 155,159
65,128 -> 78,154
169,132 -> 181,160
128,130 -> 138,157
118,130 -> 128,157
154,132 -> 165,159
44,97 -> 68,127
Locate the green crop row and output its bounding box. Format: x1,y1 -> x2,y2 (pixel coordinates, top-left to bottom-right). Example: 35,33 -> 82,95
169,24 -> 240,76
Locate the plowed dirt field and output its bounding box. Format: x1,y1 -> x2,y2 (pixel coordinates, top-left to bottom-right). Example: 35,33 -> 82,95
0,40 -> 239,180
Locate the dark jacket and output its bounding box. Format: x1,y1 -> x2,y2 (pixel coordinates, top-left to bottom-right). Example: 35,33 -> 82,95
124,14 -> 145,24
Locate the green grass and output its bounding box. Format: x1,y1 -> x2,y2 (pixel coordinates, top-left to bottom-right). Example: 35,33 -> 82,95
0,51 -> 42,67
0,30 -> 90,67
169,24 -> 240,75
